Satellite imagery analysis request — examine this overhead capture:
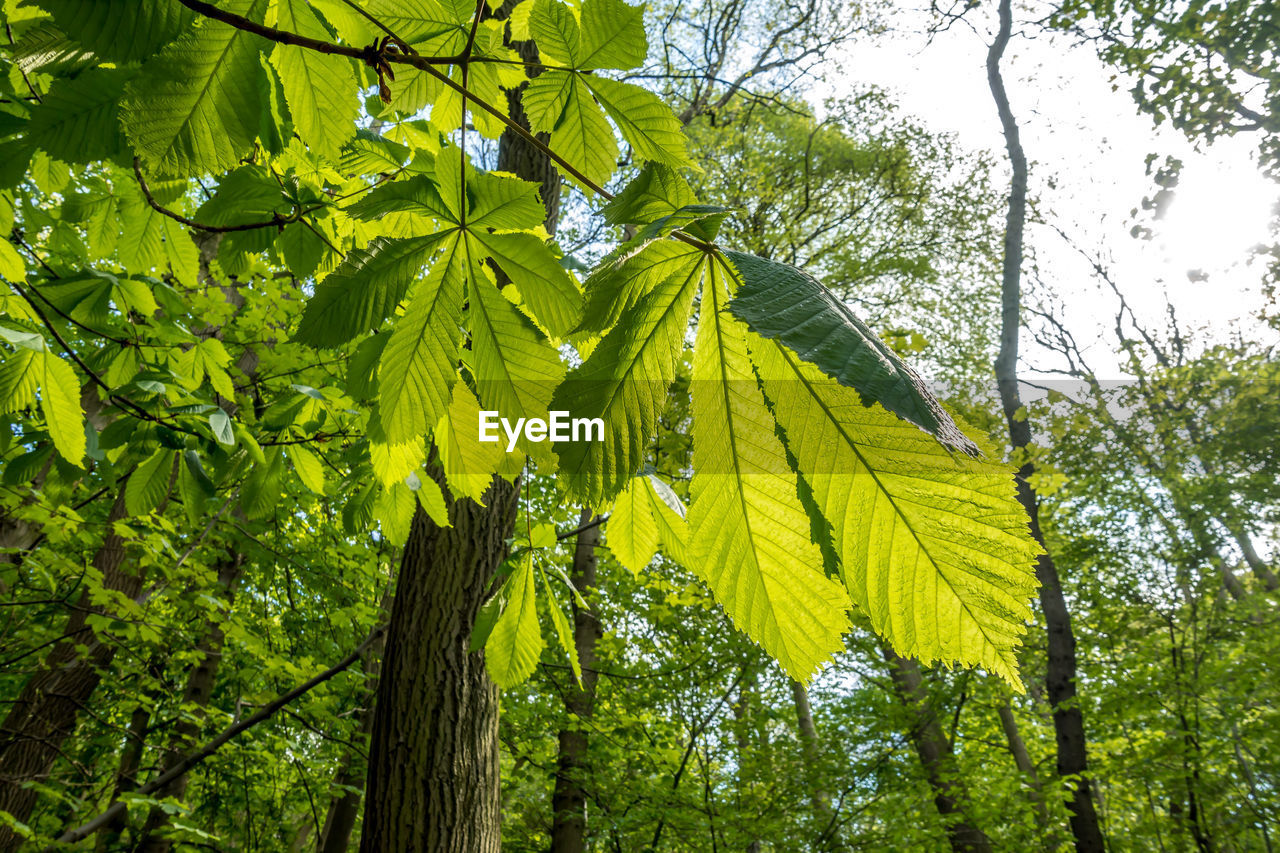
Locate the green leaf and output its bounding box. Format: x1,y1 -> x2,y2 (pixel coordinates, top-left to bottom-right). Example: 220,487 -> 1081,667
600,163 -> 697,227
0,240 -> 25,281
471,231 -> 581,338
374,481 -> 417,546
578,0 -> 647,69
242,447 -> 284,519
467,171 -> 545,230
467,244 -> 566,428
295,235 -> 445,347
687,259 -> 851,683
434,382 -> 504,504
125,448 -> 175,515
528,0 -> 580,66
485,551 -> 543,688
554,250 -> 703,505
121,0 -> 269,176
39,351 -> 86,467
527,74 -> 618,191
750,333 -> 1041,689
34,0 -> 194,62
270,0 -> 358,159
725,250 -> 980,455
369,433 -> 426,488
378,248 -> 465,443
23,69 -> 131,163
0,348 -> 39,414
287,444 -> 327,494
608,472 -> 688,572
608,475 -> 659,573
582,76 -> 691,170
415,473 -> 450,527
209,409 -> 235,445
538,562 -> 581,686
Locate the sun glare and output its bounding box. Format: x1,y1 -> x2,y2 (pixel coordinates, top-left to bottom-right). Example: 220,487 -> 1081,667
1151,154 -> 1277,276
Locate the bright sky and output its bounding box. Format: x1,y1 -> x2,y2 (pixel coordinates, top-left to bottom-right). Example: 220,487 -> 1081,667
820,7 -> 1280,378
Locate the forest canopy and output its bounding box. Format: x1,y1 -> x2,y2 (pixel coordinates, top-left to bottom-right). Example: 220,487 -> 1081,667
0,0 -> 1277,851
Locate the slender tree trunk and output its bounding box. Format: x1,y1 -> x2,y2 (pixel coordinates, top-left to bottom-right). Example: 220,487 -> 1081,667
1229,527 -> 1279,591
986,0 -> 1106,849
883,649 -> 992,853
0,488 -> 132,849
358,7 -> 559,847
550,508 -> 602,853
792,680 -> 845,851
133,553 -> 244,853
94,703 -> 151,852
995,700 -> 1052,838
317,603 -> 390,853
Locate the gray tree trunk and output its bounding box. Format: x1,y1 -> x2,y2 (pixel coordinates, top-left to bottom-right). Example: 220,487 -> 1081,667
986,0 -> 1106,848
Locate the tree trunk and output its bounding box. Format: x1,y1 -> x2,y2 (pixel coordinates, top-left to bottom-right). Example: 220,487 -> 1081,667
358,9 -> 559,848
358,483 -> 519,853
883,649 -> 992,853
986,0 -> 1106,849
94,702 -> 151,853
996,700 -> 1052,838
133,553 -> 244,853
0,487 -> 132,849
792,681 -> 844,851
317,605 -> 390,853
550,508 -> 602,853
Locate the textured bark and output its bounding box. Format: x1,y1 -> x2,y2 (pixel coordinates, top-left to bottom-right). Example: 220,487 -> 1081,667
0,488 -> 132,849
133,554 -> 244,853
358,483 -> 519,853
986,0 -> 1105,848
550,508 -> 602,853
883,649 -> 992,853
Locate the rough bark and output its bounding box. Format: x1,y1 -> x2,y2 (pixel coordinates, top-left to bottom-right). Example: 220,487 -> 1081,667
986,0 -> 1106,848
550,508 -> 602,853
883,649 -> 992,853
358,484 -> 519,853
0,487 -> 132,849
133,553 -> 244,853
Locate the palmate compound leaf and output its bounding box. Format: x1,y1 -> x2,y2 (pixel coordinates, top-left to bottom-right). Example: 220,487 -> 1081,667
553,245 -> 705,506
120,0 -> 270,177
725,250 -> 981,455
687,257 -> 852,683
747,321 -> 1042,689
